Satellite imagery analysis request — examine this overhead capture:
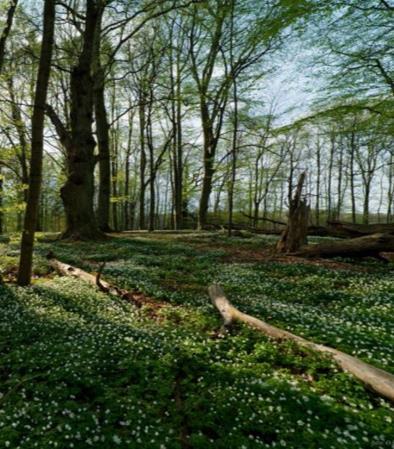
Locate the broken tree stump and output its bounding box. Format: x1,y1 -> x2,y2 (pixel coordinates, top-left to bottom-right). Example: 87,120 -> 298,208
277,172 -> 310,253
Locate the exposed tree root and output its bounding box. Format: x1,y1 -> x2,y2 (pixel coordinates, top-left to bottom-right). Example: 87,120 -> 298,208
208,284 -> 394,402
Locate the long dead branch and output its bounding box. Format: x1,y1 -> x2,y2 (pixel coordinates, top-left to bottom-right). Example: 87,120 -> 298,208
208,284 -> 394,402
47,253 -> 161,309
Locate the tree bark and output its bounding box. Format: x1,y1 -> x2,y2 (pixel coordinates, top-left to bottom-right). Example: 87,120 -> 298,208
59,1 -> 104,240
94,44 -> 112,232
0,167 -> 3,234
0,0 -> 18,73
139,95 -> 147,229
17,0 -> 55,285
277,172 -> 309,253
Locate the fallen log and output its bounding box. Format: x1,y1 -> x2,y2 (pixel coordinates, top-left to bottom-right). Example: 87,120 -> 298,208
327,221 -> 394,238
208,284 -> 394,402
47,253 -> 161,309
293,232 -> 394,259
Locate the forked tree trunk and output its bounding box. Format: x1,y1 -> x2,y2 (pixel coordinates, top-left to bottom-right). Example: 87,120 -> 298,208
277,172 -> 309,253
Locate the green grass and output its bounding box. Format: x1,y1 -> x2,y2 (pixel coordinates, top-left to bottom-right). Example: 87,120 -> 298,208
0,233 -> 393,448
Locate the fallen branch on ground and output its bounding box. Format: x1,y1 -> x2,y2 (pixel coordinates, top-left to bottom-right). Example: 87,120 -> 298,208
208,284 -> 394,402
47,252 -> 162,309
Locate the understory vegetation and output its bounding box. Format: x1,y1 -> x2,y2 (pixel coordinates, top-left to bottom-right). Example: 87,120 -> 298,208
1,233 -> 393,449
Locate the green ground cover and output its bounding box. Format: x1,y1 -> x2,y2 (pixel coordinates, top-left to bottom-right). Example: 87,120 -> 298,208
0,233 -> 393,448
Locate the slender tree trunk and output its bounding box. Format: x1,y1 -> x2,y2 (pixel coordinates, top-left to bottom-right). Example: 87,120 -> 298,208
363,181 -> 370,225
228,76 -> 238,236
124,110 -> 134,229
17,0 -> 55,285
327,135 -> 335,222
349,131 -> 357,224
387,154 -> 394,223
174,62 -> 183,230
8,77 -> 29,202
336,140 -> 344,220
315,139 -> 321,225
147,100 -> 155,232
198,131 -> 216,229
0,0 -> 18,73
139,96 -> 146,229
0,167 -> 3,234
95,73 -> 112,231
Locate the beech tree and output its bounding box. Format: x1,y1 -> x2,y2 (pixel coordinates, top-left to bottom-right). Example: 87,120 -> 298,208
17,0 -> 56,285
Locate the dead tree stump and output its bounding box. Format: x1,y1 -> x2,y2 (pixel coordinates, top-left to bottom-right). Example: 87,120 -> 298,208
277,172 -> 310,253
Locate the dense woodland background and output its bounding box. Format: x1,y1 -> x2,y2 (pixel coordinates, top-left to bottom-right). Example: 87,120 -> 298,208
0,0 -> 392,239
1,2 -> 394,448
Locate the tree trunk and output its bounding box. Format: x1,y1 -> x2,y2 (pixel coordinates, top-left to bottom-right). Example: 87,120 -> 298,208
0,0 -> 18,73
124,110 -> 134,230
227,2 -> 237,237
17,0 -> 55,285
363,181 -> 371,225
198,141 -> 215,229
327,135 -> 335,221
60,2 -> 103,240
0,167 -> 3,234
277,172 -> 309,253
95,68 -> 112,232
139,97 -> 146,229
315,139 -> 321,225
349,131 -> 357,224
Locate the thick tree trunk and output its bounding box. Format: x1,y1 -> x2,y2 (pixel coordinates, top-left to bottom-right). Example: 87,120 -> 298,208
294,233 -> 394,259
17,0 -> 55,285
60,2 -> 103,240
277,172 -> 309,253
208,284 -> 394,402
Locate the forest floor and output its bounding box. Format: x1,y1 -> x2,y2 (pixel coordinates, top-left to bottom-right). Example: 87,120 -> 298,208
0,232 -> 394,449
